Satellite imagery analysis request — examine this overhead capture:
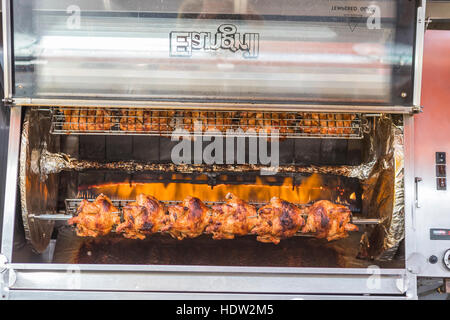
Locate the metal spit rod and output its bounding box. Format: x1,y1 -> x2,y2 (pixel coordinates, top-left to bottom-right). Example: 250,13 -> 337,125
27,199 -> 382,225
29,215 -> 382,226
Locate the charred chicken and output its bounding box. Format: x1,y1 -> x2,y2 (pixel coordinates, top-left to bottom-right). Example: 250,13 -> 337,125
251,197 -> 305,244
116,194 -> 168,240
302,200 -> 358,241
68,194 -> 120,237
206,193 -> 258,240
163,196 -> 210,240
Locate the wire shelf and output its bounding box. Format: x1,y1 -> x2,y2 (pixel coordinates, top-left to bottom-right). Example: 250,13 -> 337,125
50,107 -> 367,139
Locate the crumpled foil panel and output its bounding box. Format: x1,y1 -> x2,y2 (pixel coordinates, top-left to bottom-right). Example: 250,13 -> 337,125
358,116 -> 405,261
40,154 -> 377,180
19,109 -> 58,253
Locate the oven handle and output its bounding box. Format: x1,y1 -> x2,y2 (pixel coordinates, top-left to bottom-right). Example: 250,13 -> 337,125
415,177 -> 423,208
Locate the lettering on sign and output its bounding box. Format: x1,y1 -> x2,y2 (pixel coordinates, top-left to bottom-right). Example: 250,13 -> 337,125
170,24 -> 259,59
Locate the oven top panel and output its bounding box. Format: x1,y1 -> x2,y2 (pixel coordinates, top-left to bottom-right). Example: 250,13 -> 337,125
10,0 -> 416,108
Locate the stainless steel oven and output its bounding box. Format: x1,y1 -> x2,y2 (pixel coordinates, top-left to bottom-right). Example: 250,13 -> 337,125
0,0 -> 435,299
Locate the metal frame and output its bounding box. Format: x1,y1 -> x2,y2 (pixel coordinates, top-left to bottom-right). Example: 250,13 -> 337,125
404,115 -> 418,293
0,109 -> 418,300
0,106 -> 21,262
1,264 -> 413,299
14,99 -> 420,114
414,1 -> 427,107
6,0 -> 419,111
2,0 -> 12,100
5,291 -> 410,300
0,1 -> 428,300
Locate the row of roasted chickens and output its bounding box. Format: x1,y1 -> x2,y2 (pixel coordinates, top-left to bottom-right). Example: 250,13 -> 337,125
68,193 -> 358,244
60,109 -> 358,136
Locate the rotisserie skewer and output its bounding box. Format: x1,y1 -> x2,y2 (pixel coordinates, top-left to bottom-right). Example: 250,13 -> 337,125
66,194 -> 362,242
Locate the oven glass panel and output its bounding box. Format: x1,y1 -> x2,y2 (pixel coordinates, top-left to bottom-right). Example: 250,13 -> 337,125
12,0 -> 414,105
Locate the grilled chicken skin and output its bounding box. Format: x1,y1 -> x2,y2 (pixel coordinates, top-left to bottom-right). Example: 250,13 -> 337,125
302,200 -> 358,241
163,196 -> 210,240
206,193 -> 258,240
68,194 -> 120,237
116,194 -> 168,240
251,197 -> 305,244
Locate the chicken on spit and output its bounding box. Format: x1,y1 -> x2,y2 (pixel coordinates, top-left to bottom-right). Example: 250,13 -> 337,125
206,193 -> 258,240
116,194 -> 168,240
302,200 -> 358,241
163,196 -> 210,240
68,194 -> 121,237
251,197 -> 305,244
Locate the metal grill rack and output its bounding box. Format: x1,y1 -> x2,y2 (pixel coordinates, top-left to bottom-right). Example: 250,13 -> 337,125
49,107 -> 367,139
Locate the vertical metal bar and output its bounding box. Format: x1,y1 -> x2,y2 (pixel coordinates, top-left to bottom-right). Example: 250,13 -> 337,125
403,114 -> 418,299
1,106 -> 21,261
2,0 -> 13,100
414,0 -> 427,106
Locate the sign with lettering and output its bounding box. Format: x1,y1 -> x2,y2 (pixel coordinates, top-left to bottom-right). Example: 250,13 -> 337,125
170,24 -> 259,59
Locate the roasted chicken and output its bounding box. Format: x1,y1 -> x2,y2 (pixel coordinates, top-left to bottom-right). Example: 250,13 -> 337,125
299,113 -> 356,136
116,194 -> 168,240
163,196 -> 210,240
302,200 -> 358,241
206,193 -> 258,240
251,197 -> 305,244
68,194 -> 120,237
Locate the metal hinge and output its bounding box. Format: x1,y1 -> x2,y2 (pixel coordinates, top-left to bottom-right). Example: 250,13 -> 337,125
425,17 -> 432,30
2,98 -> 13,105
412,105 -> 424,114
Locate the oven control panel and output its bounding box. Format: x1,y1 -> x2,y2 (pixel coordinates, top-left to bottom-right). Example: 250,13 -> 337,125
436,152 -> 447,190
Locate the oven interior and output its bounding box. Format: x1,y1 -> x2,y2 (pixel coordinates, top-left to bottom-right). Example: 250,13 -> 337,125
13,107 -> 405,269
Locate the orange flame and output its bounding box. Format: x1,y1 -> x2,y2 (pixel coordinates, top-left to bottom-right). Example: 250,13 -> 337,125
84,173 -> 329,204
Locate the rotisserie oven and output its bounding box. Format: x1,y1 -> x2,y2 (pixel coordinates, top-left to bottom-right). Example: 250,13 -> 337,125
0,0 -> 441,299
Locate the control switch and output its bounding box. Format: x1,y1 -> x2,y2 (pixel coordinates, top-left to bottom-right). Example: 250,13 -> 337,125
444,249 -> 450,271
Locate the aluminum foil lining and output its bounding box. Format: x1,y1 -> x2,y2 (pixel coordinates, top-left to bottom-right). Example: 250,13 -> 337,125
36,114 -> 402,261
357,116 -> 405,261
20,109 -> 58,253
40,152 -> 376,180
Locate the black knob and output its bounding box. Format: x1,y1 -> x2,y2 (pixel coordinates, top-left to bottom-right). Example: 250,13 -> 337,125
429,255 -> 438,264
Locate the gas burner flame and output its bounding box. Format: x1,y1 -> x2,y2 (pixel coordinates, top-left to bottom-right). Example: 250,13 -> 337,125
77,174 -> 360,209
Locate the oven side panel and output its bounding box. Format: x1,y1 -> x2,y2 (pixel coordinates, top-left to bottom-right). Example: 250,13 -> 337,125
414,29 -> 450,278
